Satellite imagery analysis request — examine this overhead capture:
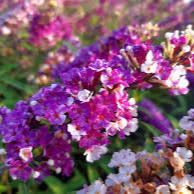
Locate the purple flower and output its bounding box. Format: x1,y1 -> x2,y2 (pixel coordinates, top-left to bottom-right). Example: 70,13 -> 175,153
0,101 -> 32,143
7,160 -> 32,181
30,84 -> 73,125
139,99 -> 173,134
29,14 -> 77,48
45,135 -> 73,176
60,67 -> 100,95
100,67 -> 134,89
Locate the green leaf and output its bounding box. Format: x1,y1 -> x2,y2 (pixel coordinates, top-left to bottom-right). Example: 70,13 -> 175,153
97,156 -> 112,174
140,121 -> 161,136
87,166 -> 99,183
18,183 -> 29,194
144,137 -> 155,152
166,114 -> 179,129
44,176 -> 65,194
0,184 -> 6,192
0,63 -> 17,76
136,160 -> 142,173
64,170 -> 86,192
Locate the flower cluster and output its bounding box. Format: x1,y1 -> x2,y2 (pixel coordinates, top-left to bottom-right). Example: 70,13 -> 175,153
78,110 -> 194,193
29,81 -> 138,163
0,0 -> 45,36
35,45 -> 74,85
0,101 -> 73,181
0,65 -> 138,181
60,25 -> 194,96
29,14 -> 79,48
0,24 -> 194,182
126,25 -> 193,95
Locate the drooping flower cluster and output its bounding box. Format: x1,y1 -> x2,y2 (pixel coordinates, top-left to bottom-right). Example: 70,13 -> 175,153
59,24 -> 194,96
121,25 -> 194,95
77,109 -> 194,193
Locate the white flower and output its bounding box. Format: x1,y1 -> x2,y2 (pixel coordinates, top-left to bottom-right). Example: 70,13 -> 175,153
19,147 -> 33,162
50,84 -> 58,89
165,65 -> 189,94
141,62 -> 158,74
188,175 -> 194,188
123,118 -> 138,135
1,26 -> 11,35
155,185 -> 170,194
182,45 -> 191,53
31,0 -> 45,6
105,173 -> 129,186
47,159 -> 55,166
165,65 -> 186,87
180,133 -> 188,140
141,51 -> 158,74
119,165 -> 136,176
66,97 -> 74,106
108,149 -> 136,168
126,45 -> 133,52
176,76 -> 189,89
169,175 -> 194,191
119,118 -> 129,130
30,100 -> 37,106
32,171 -> 40,179
55,167 -> 62,174
87,180 -> 107,194
179,109 -> 194,132
106,122 -> 119,136
67,124 -> 86,141
172,187 -> 192,194
174,147 -> 193,162
129,98 -> 136,105
188,109 -> 194,117
179,116 -> 193,131
84,145 -> 108,162
106,117 -> 137,136
100,67 -> 114,89
77,89 -> 93,102
0,148 -> 6,155
183,0 -> 193,4
165,32 -> 174,39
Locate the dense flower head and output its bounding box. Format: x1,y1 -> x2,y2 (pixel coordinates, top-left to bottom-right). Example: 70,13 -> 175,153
57,25 -> 142,74
67,88 -> 138,162
0,101 -> 32,143
30,84 -> 73,125
0,102 -> 73,181
29,14 -> 76,47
